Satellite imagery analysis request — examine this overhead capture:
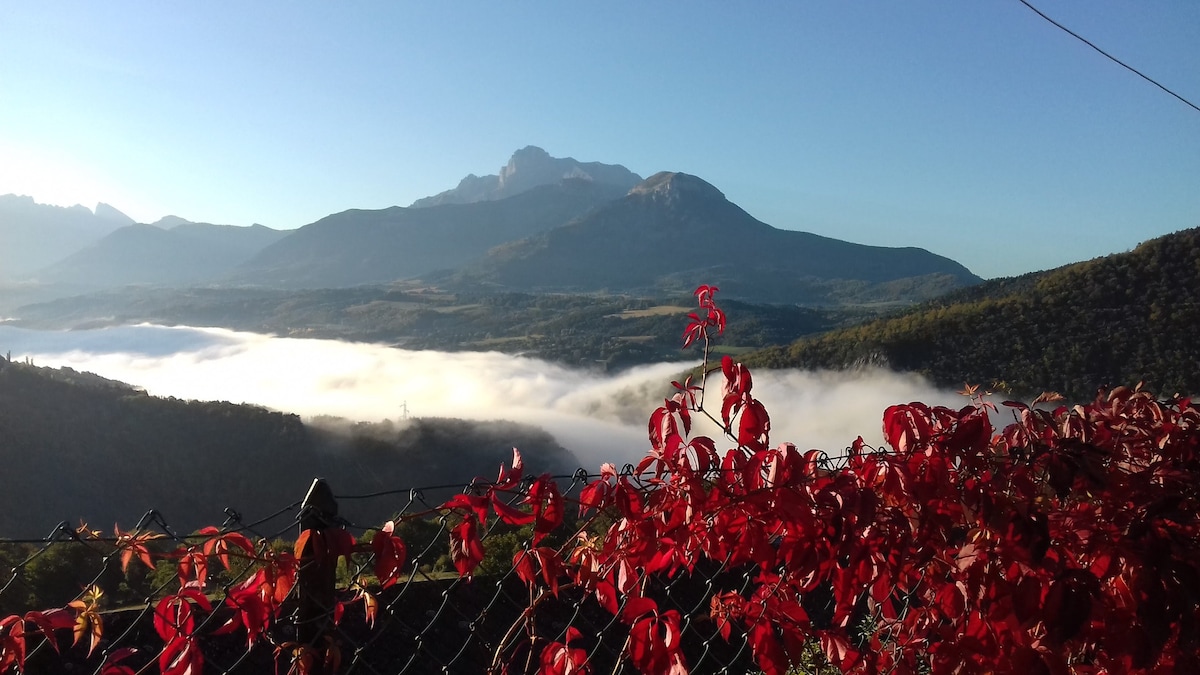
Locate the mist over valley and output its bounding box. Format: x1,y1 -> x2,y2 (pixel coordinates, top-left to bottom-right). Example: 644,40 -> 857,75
0,322 -> 961,467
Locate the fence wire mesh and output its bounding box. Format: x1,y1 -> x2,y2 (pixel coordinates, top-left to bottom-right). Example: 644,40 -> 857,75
1,464 -> 832,675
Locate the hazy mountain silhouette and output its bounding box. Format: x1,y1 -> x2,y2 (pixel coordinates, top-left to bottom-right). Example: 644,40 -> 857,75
4,150 -> 981,307
36,219 -> 288,287
410,145 -> 642,208
229,178 -> 628,288
0,195 -> 131,278
448,172 -> 981,304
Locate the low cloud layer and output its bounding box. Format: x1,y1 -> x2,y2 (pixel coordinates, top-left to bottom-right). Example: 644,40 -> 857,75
1,324 -> 963,468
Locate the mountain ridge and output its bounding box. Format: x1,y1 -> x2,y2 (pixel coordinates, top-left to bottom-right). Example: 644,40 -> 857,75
0,195 -> 131,278
743,226 -> 1200,398
34,219 -> 288,287
446,171 -> 980,304
411,145 -> 643,208
228,177 -> 630,288
4,148 -> 983,307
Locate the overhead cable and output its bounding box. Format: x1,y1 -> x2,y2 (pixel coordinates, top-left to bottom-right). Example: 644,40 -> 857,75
1015,0 -> 1200,114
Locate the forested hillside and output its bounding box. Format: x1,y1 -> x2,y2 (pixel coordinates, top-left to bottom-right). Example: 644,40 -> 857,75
0,362 -> 579,537
746,227 -> 1200,399
13,286 -> 869,369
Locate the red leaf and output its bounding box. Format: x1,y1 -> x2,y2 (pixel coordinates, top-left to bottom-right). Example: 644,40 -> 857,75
620,595 -> 658,624
449,518 -> 485,579
882,403 -> 933,454
493,495 -> 536,526
526,475 -> 563,546
594,581 -> 619,615
203,530 -> 257,571
176,547 -> 208,590
371,521 -> 408,590
99,647 -> 139,675
694,284 -> 719,307
441,493 -> 490,527
578,479 -> 612,515
738,398 -> 771,452
154,593 -> 207,675
22,608 -> 73,653
514,549 -> 538,587
496,447 -> 525,489
748,620 -> 788,675
627,611 -> 685,674
0,615 -> 26,673
539,636 -> 591,675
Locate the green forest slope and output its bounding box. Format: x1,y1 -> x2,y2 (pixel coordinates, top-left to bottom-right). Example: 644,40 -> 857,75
745,227 -> 1200,400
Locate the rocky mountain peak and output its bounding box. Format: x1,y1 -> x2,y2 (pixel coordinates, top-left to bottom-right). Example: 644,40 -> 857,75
411,147 -> 642,208
628,172 -> 726,203
500,145 -> 553,178
94,202 -> 134,225
152,215 -> 193,229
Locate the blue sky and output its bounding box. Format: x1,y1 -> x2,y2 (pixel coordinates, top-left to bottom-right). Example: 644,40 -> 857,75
1,1 -> 1197,279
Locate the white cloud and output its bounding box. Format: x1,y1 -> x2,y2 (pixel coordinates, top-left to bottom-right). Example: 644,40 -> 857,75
0,324 -> 963,468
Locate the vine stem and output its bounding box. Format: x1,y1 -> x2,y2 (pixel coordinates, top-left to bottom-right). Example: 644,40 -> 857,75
698,327 -> 712,410
487,580 -> 582,674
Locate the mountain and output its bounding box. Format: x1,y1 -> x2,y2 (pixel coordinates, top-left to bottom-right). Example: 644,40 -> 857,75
0,195 -> 131,278
410,145 -> 642,208
743,227 -> 1200,399
449,172 -> 981,304
0,359 -> 581,538
229,177 -> 629,288
33,219 -> 288,287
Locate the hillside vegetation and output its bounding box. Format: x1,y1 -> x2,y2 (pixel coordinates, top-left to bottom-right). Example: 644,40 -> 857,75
746,227 -> 1200,399
14,286 -> 871,369
0,361 -> 579,538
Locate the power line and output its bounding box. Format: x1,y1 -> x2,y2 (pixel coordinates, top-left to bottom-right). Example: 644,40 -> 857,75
1015,0 -> 1200,115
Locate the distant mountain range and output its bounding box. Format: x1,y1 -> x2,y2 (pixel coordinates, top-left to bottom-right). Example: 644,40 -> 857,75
38,219 -> 288,286
743,227 -> 1200,399
0,194 -> 132,277
2,146 -> 982,305
445,171 -> 979,303
227,177 -> 628,288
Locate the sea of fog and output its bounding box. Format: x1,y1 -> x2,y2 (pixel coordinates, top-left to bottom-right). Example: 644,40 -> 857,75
0,324 -> 965,468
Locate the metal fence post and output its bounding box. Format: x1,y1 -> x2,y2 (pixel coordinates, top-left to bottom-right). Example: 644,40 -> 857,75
298,477 -> 338,674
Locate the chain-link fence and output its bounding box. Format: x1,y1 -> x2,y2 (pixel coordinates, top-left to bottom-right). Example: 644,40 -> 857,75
1,467 -> 813,675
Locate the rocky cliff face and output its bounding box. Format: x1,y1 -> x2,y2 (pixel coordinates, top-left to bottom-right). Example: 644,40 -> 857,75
627,171 -> 727,206
0,195 -> 131,278
410,146 -> 642,207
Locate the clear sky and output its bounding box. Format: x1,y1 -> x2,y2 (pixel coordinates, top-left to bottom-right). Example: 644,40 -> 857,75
1,1 -> 1197,279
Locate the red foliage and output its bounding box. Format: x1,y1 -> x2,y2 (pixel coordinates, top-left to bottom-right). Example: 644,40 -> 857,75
3,285 -> 1199,675
154,590 -> 211,675
539,626 -> 590,675
520,287 -> 1200,674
